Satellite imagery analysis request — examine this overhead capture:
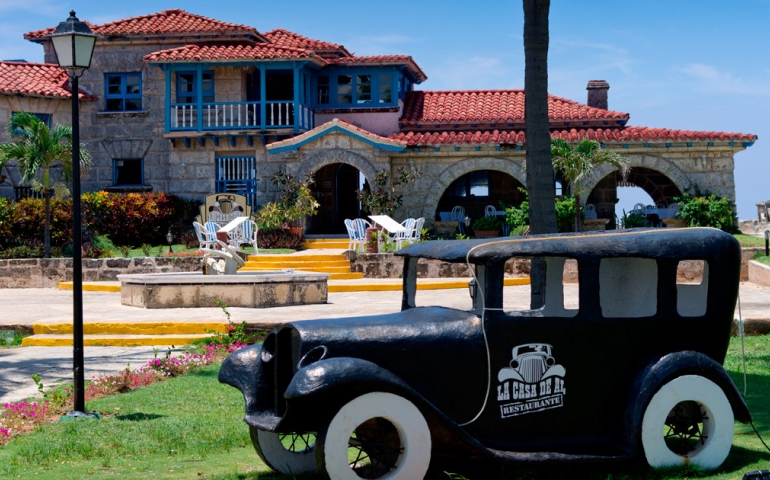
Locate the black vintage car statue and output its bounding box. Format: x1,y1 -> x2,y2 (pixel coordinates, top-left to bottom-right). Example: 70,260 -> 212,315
219,227 -> 750,479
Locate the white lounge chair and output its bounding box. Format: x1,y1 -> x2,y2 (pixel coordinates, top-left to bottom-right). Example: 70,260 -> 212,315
193,221 -> 218,250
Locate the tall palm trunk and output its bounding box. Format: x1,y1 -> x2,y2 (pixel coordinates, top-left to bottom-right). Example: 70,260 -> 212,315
523,0 -> 555,309
574,191 -> 581,232
524,0 -> 556,236
44,189 -> 51,258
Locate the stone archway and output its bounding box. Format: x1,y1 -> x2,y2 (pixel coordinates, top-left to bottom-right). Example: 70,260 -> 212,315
583,155 -> 692,203
421,157 -> 527,221
296,149 -> 379,187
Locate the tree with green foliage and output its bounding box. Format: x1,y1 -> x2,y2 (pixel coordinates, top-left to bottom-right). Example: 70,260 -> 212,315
0,112 -> 90,257
674,187 -> 738,233
551,137 -> 628,232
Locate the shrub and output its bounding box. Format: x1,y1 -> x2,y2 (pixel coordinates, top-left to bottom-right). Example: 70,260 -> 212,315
0,197 -> 14,248
674,187 -> 738,233
11,197 -> 73,246
511,225 -> 529,236
504,193 -> 581,233
472,216 -> 502,231
257,228 -> 304,249
620,210 -> 647,228
0,239 -> 46,259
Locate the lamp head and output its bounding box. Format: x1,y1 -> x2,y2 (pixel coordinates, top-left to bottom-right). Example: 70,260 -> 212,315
166,230 -> 174,245
49,11 -> 97,72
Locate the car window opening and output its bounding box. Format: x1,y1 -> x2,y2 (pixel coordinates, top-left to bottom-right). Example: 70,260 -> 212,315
599,257 -> 658,318
677,260 -> 708,317
502,257 -> 579,317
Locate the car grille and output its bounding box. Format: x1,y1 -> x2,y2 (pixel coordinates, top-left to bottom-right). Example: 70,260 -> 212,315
518,356 -> 546,383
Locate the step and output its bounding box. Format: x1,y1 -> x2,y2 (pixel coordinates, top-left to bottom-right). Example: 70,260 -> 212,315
247,254 -> 348,262
240,265 -> 352,274
246,260 -> 350,270
22,334 -> 213,347
59,282 -> 121,292
304,241 -> 350,249
32,322 -> 227,335
327,277 -> 529,292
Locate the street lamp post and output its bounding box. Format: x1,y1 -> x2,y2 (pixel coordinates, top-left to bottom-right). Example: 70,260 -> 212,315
166,230 -> 174,254
48,11 -> 97,417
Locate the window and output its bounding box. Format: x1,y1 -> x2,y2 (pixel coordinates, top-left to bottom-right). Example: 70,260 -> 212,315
337,75 -> 352,104
176,71 -> 214,104
379,74 -> 392,103
113,159 -> 143,186
10,112 -> 51,132
105,73 -> 142,111
447,171 -> 490,197
317,73 -> 394,107
599,257 -> 657,318
676,260 -> 708,317
317,75 -> 330,105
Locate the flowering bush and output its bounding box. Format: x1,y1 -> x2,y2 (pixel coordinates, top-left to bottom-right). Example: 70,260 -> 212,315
0,341 -> 246,446
163,250 -> 204,257
0,401 -> 48,445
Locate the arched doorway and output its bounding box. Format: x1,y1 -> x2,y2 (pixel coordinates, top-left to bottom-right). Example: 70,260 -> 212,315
436,170 -> 527,221
587,167 -> 683,229
308,163 -> 362,234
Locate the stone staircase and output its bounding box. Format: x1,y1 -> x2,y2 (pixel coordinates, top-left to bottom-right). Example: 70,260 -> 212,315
22,322 -> 225,347
239,237 -> 363,280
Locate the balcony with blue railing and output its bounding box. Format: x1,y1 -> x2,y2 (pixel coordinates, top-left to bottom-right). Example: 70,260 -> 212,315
168,101 -> 314,133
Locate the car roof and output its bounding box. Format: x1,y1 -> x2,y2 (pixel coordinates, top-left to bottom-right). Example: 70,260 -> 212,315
395,227 -> 740,265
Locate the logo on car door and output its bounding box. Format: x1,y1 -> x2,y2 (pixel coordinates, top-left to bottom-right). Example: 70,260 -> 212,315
496,343 -> 566,418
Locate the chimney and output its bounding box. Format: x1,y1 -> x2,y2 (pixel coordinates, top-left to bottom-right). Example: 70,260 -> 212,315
586,80 -> 609,110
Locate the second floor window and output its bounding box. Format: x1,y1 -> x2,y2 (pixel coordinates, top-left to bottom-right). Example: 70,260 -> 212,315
105,73 -> 142,111
177,71 -> 215,104
318,73 -> 393,107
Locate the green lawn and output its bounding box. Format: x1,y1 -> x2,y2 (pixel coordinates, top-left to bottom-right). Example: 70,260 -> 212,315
755,255 -> 770,267
735,234 -> 767,248
1,336 -> 769,479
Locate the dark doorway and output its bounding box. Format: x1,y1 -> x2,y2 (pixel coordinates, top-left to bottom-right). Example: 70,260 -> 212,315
308,163 -> 362,234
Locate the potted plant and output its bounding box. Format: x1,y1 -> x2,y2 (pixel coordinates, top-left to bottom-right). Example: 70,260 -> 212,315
357,167 -> 420,252
257,172 -> 320,237
472,216 -> 502,237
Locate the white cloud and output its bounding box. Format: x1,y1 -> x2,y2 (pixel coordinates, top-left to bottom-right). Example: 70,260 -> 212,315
678,63 -> 770,96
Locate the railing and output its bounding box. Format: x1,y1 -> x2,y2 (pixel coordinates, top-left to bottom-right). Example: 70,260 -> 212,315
170,101 -> 313,132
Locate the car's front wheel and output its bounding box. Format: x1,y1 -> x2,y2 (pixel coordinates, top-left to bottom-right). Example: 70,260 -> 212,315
249,427 -> 317,475
641,375 -> 734,470
316,392 -> 432,480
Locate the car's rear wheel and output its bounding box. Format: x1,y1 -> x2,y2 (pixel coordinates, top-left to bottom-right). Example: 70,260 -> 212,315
641,375 -> 734,470
316,392 -> 432,480
249,427 -> 317,475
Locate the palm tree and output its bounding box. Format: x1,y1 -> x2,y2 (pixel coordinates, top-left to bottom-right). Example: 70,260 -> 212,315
551,137 -> 629,232
0,112 -> 90,257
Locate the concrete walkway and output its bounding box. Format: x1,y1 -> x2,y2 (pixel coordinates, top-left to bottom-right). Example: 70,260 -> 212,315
2,281 -> 770,403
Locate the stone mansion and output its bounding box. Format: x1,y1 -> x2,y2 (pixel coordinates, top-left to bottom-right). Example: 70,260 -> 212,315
0,9 -> 756,233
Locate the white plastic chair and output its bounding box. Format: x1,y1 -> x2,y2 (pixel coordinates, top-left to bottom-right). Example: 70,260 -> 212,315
229,219 -> 258,253
393,218 -> 416,250
668,202 -> 680,216
344,219 -> 358,251
350,218 -> 371,253
584,204 -> 597,220
193,222 -> 217,250
411,217 -> 425,242
451,206 -> 465,222
484,205 -> 496,218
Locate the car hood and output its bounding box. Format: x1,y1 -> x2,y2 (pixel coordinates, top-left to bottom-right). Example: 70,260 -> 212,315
283,306 -> 488,422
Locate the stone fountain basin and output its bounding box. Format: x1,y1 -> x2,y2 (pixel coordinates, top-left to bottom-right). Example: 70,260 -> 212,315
119,270 -> 329,309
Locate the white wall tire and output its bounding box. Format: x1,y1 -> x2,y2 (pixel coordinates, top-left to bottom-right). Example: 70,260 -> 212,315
641,375 -> 734,470
317,392 -> 432,480
249,427 -> 317,475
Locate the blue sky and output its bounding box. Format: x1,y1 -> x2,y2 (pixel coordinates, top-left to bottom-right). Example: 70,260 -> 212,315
2,0 -> 767,219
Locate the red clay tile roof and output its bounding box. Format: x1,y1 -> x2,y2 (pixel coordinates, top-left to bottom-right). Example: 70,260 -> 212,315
263,28 -> 351,58
0,61 -> 95,100
327,56 -> 427,83
399,90 -> 629,128
143,42 -> 326,66
266,118 -> 406,153
389,127 -> 757,146
25,9 -> 261,41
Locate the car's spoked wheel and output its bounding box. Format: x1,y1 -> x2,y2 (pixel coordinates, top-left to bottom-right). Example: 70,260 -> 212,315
349,417 -> 405,478
664,400 -> 708,455
249,427 -> 318,475
641,375 -> 734,470
317,392 -> 431,480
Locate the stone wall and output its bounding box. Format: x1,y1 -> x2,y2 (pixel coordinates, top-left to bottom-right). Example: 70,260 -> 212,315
748,260 -> 770,287
351,253 -> 532,279
0,257 -> 201,288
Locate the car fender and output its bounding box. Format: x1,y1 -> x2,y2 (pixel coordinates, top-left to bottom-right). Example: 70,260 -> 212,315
218,344 -> 262,415
621,350 -> 751,456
